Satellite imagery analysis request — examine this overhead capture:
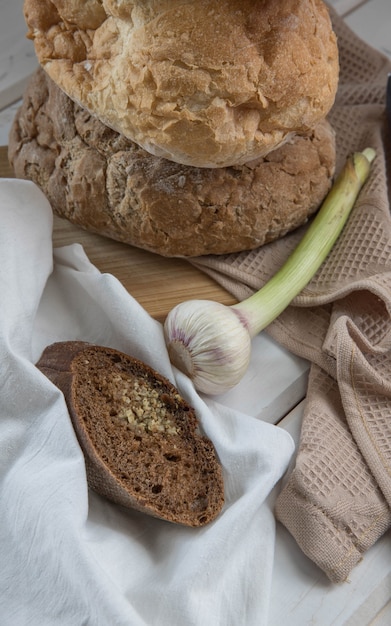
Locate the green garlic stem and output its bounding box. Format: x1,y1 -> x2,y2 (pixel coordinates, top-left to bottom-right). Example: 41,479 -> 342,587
232,147 -> 376,337
164,148 -> 375,395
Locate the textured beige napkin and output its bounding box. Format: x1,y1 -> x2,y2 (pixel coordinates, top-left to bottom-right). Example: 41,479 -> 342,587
191,7 -> 391,583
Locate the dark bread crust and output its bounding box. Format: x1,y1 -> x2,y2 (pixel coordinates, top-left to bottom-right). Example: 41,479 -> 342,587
36,341 -> 224,526
9,68 -> 336,257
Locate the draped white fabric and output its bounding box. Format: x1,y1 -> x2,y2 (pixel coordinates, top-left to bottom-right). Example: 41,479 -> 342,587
0,180 -> 294,626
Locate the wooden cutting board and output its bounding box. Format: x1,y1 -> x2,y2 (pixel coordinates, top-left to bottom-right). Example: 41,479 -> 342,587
0,146 -> 236,322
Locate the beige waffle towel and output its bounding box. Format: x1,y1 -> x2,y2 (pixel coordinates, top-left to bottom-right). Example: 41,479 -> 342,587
191,7 -> 391,583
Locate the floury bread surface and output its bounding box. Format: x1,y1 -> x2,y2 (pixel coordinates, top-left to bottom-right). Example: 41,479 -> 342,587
23,0 -> 339,168
36,341 -> 225,527
9,68 -> 336,257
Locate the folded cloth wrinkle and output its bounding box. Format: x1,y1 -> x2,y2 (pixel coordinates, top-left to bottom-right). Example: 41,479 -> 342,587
0,179 -> 294,625
275,364 -> 391,584
191,7 -> 391,583
337,321 -> 391,504
0,180 -> 53,358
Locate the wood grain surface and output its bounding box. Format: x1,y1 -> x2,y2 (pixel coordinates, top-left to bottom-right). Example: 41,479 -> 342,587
0,145 -> 236,322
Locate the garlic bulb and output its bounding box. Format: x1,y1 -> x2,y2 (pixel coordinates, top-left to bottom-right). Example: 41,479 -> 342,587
164,300 -> 251,395
164,148 -> 376,395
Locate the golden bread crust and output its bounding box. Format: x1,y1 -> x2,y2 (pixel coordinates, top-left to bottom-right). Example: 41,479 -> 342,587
23,0 -> 339,167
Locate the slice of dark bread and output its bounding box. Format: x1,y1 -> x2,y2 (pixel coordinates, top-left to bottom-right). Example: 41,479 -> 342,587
36,341 -> 224,526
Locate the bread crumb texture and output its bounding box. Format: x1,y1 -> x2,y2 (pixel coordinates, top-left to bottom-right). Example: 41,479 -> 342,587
36,342 -> 225,527
23,0 -> 339,167
9,68 -> 336,257
100,371 -> 180,435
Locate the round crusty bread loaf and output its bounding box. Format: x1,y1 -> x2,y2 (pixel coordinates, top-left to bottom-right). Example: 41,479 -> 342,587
8,68 -> 337,258
23,0 -> 339,168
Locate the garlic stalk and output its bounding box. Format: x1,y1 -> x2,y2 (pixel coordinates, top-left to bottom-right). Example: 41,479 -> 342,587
164,148 -> 376,395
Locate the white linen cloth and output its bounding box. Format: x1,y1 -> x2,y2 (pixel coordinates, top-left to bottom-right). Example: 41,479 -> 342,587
0,179 -> 294,626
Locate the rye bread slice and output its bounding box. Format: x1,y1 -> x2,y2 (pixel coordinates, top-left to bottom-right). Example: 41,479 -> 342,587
36,341 -> 224,526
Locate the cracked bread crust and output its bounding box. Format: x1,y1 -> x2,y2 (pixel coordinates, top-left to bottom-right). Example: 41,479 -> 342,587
23,0 -> 339,168
9,68 -> 336,257
36,341 -> 225,527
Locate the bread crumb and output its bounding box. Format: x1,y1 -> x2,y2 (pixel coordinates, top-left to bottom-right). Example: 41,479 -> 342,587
100,372 -> 178,435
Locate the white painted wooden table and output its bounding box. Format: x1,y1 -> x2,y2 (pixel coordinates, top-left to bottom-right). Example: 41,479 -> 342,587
1,2 -> 390,624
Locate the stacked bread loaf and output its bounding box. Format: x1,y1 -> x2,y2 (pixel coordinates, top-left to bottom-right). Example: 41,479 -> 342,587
9,0 -> 339,257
